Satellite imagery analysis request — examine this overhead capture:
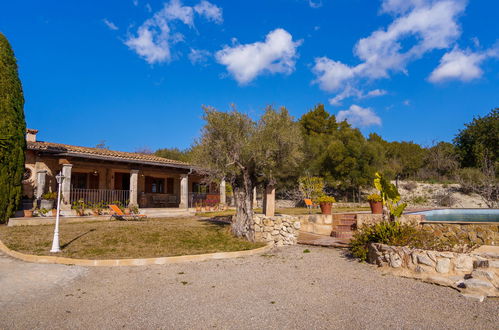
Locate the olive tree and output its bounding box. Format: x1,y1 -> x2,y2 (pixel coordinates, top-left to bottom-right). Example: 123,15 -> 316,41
193,105 -> 303,240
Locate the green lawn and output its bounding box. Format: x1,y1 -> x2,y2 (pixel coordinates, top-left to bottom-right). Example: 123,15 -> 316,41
0,217 -> 264,259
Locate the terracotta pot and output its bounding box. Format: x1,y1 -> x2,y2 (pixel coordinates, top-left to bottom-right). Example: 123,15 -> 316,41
369,201 -> 383,214
76,210 -> 85,216
92,209 -> 100,216
319,202 -> 332,215
23,210 -> 33,217
124,208 -> 131,215
51,209 -> 57,217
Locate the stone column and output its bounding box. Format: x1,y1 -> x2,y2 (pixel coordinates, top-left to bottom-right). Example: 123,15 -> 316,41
264,185 -> 275,217
179,174 -> 189,209
219,179 -> 226,205
61,164 -> 73,210
129,169 -> 139,207
35,170 -> 47,200
253,186 -> 257,208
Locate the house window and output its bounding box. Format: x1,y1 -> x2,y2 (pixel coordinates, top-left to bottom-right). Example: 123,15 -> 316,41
192,182 -> 207,193
145,176 -> 165,194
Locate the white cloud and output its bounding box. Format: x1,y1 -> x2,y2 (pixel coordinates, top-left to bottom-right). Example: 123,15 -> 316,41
194,0 -> 223,24
103,19 -> 118,31
313,0 -> 467,98
337,105 -> 382,127
216,28 -> 302,85
133,0 -> 139,6
189,48 -> 211,65
328,86 -> 387,106
164,0 -> 194,26
403,99 -> 411,105
145,3 -> 152,12
308,0 -> 323,8
366,89 -> 388,97
428,46 -> 498,82
125,0 -> 223,64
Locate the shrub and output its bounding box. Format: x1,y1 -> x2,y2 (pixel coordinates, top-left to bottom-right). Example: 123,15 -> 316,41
402,181 -> 417,191
350,221 -> 475,261
366,193 -> 382,202
315,195 -> 336,203
350,221 -> 418,261
41,192 -> 57,200
433,191 -> 456,207
410,195 -> 428,205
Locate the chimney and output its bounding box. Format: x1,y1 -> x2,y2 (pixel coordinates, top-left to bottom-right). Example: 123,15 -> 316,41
26,129 -> 38,142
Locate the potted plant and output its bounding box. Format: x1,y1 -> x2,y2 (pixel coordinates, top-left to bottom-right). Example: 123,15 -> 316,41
37,208 -> 49,217
367,193 -> 383,214
23,209 -> 33,217
72,199 -> 87,216
51,208 -> 58,217
91,202 -> 101,216
130,205 -> 140,215
40,192 -> 57,210
315,195 -> 336,214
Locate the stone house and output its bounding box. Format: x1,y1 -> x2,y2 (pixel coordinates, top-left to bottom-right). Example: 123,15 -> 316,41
22,129 -> 225,213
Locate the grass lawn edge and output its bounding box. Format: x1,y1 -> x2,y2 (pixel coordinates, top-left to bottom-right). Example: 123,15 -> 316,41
0,238 -> 274,267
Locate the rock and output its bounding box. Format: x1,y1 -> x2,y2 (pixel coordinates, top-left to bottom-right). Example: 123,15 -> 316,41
271,230 -> 279,236
254,217 -> 261,225
263,219 -> 273,226
462,278 -> 493,290
417,254 -> 435,267
389,254 -> 402,268
460,293 -> 485,302
263,226 -> 272,232
436,258 -> 451,273
293,221 -> 301,229
455,255 -> 473,272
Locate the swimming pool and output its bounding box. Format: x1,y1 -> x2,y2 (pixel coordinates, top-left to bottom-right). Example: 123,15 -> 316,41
410,209 -> 499,223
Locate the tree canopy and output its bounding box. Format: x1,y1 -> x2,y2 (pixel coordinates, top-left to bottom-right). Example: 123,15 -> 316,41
192,105 -> 303,239
0,33 -> 26,223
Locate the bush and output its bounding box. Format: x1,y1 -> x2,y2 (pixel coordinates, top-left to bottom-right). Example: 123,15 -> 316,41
366,193 -> 382,202
402,181 -> 418,191
433,191 -> 456,207
315,195 -> 336,203
350,221 -> 419,261
410,195 -> 428,205
349,221 -> 474,261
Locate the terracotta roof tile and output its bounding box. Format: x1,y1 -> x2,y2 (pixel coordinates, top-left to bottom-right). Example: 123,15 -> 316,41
27,141 -> 191,168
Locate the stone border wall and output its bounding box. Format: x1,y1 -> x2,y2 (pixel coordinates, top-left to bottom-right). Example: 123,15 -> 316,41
254,214 -> 300,246
421,223 -> 498,246
368,243 -> 499,301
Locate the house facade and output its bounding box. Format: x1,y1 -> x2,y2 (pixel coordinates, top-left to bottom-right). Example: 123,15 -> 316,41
23,129 -> 224,213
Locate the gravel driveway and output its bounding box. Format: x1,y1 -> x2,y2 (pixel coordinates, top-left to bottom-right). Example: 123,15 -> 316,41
0,246 -> 497,329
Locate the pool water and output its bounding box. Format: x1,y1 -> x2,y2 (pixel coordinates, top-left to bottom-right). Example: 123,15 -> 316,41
410,209 -> 499,223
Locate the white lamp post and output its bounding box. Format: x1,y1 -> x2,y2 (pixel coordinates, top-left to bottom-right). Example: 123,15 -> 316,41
50,172 -> 65,253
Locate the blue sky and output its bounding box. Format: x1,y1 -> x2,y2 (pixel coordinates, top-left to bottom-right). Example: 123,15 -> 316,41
1,0 -> 498,152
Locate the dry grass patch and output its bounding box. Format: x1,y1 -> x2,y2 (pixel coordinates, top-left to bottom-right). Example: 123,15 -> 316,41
197,207 -> 369,218
0,217 -> 264,259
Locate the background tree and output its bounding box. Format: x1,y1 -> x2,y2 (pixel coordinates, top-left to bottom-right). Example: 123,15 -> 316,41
0,33 -> 26,223
193,105 -> 303,240
454,108 -> 498,168
154,147 -> 192,162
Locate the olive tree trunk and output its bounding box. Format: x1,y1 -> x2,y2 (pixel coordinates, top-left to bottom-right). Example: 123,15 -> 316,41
231,173 -> 254,241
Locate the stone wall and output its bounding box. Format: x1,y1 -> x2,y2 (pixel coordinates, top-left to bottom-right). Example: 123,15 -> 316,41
368,243 -> 499,301
421,223 -> 498,246
254,214 -> 300,246
356,214 -> 424,227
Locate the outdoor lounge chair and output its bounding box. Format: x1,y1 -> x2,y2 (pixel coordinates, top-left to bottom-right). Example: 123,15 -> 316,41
304,198 -> 314,214
108,205 -> 147,221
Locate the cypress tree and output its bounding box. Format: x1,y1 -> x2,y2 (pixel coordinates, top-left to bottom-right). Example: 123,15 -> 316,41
0,33 -> 26,223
